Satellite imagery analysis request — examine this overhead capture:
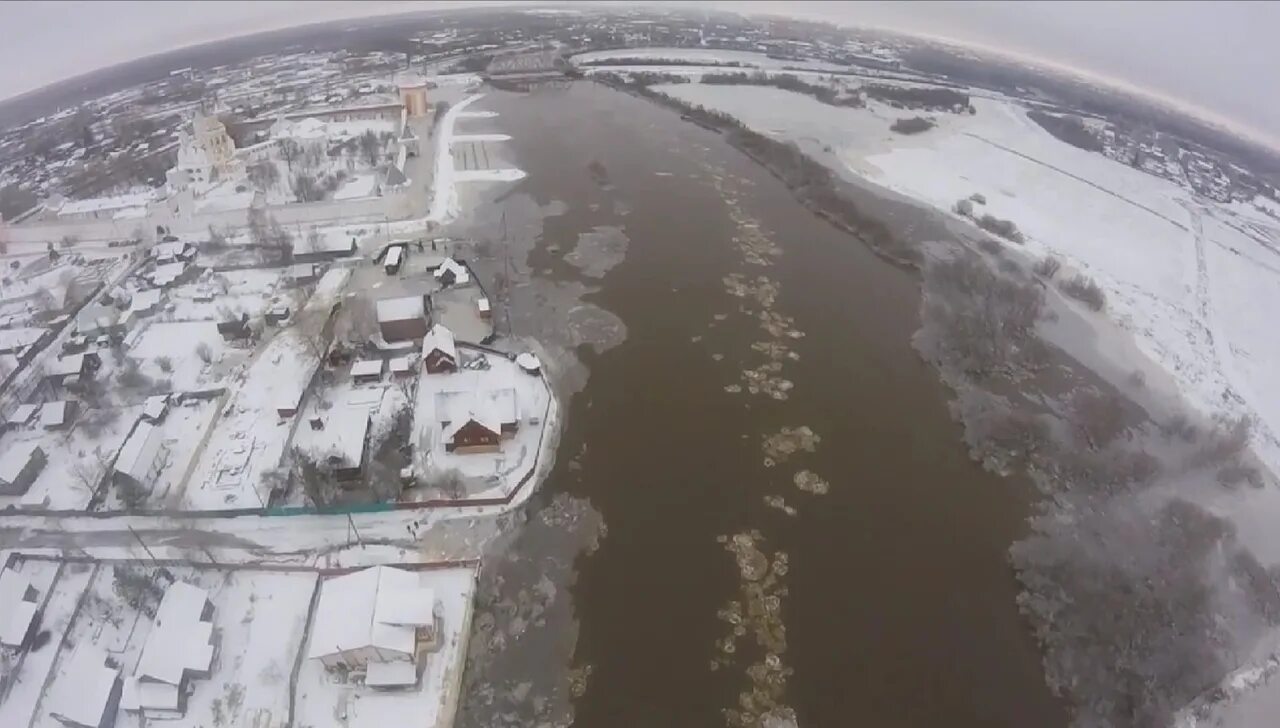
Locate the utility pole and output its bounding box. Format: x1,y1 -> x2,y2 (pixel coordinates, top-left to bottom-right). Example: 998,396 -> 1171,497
128,525 -> 158,563
347,512 -> 365,548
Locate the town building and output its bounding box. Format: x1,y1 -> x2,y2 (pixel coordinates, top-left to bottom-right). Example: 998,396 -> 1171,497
307,565 -> 442,687
4,403 -> 39,430
422,324 -> 458,374
396,73 -> 430,118
0,442 -> 46,495
376,295 -> 428,342
75,305 -> 125,340
0,566 -> 40,648
44,351 -> 101,388
292,234 -> 357,264
167,112 -> 246,192
127,581 -> 217,716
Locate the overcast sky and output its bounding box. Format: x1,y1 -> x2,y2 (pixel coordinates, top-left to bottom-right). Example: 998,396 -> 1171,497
1,1 -> 1276,144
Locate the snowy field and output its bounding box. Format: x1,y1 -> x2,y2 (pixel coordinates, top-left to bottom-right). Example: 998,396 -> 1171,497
293,566 -> 475,728
410,350 -> 553,499
658,81 -> 1280,480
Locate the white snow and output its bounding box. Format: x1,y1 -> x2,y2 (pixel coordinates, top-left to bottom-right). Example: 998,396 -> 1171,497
335,173 -> 380,201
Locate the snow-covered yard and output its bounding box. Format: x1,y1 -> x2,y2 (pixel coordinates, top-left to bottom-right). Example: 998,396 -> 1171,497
0,404 -> 142,510
293,566 -> 475,728
165,268 -> 292,322
126,320 -> 246,391
410,349 -> 553,499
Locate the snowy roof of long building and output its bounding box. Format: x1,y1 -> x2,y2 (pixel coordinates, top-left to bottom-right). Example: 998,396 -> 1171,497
422,324 -> 457,360
0,567 -> 37,647
48,353 -> 88,377
130,288 -> 163,312
135,581 -> 215,685
115,421 -> 164,483
376,295 -> 424,323
57,191 -> 154,216
6,403 -> 37,426
308,566 -> 434,661
0,327 -> 47,352
49,643 -> 119,728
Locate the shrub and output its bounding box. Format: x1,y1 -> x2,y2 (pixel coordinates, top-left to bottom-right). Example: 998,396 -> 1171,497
890,116 -> 934,135
976,214 -> 1024,243
1032,256 -> 1061,279
195,342 -> 213,364
155,356 -> 173,373
953,198 -> 974,217
1060,273 -> 1106,311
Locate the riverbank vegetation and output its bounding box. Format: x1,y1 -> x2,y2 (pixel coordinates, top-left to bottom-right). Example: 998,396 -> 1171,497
701,71 -> 865,108
917,247 -> 1273,727
593,72 -> 917,267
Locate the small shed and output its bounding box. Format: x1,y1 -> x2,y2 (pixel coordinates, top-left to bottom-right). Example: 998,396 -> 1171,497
351,359 -> 384,384
422,324 -> 458,374
0,443 -> 46,495
217,313 -> 251,341
75,305 -> 124,339
477,296 -> 491,320
389,356 -> 413,378
143,394 -> 169,423
383,245 -> 404,275
284,262 -> 320,286
41,400 -> 77,430
5,403 -> 39,429
376,295 -> 428,342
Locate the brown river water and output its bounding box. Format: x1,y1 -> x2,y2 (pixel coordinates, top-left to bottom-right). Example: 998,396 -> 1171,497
454,82 -> 1066,728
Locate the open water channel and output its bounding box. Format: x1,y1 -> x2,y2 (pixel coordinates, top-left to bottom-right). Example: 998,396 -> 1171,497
453,81 -> 1066,728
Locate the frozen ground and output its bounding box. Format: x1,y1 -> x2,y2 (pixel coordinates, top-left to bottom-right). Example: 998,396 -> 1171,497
410,350 -> 555,500
126,320 -> 247,391
659,82 -> 1280,485
294,566 -> 475,728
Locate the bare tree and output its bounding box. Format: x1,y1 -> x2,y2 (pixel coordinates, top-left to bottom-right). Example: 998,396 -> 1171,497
1060,273 -> 1106,311
278,139 -> 302,171
335,295 -> 379,346
71,447 -> 113,499
247,159 -> 280,191
1032,256 -> 1062,279
1070,388 -> 1129,450
293,173 -> 323,202
358,130 -> 381,168
285,447 -> 337,507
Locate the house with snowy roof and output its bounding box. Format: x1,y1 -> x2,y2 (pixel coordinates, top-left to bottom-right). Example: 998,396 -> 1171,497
436,388 -> 518,454
48,643 -> 122,728
114,421 -> 167,495
0,442 -> 46,495
0,566 -> 40,649
432,257 -> 469,286
422,324 -> 457,374
125,581 -> 216,716
307,566 -> 442,688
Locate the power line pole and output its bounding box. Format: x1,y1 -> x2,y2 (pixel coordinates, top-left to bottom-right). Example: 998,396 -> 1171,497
128,525 -> 158,563
347,512 -> 365,548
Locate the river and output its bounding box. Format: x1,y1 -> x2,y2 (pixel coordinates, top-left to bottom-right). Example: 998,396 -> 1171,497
453,81 -> 1066,728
